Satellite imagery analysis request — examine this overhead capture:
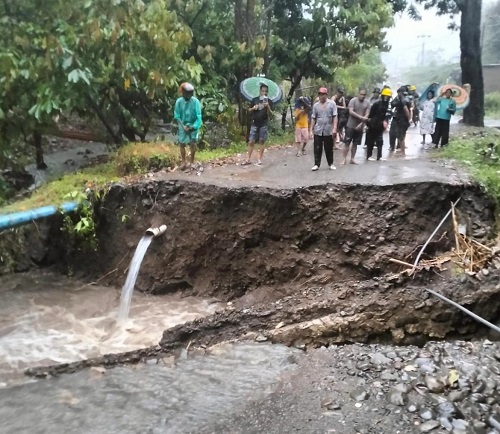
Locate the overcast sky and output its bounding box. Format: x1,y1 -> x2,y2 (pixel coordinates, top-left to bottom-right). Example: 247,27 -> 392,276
383,0 -> 496,79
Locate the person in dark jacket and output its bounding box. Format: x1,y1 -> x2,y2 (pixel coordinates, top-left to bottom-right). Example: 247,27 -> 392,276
365,88 -> 392,161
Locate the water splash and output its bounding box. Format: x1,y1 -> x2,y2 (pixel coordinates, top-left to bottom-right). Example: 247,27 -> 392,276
117,235 -> 154,325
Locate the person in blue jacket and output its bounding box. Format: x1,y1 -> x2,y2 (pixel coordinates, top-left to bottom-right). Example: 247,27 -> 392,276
174,82 -> 203,169
432,88 -> 456,148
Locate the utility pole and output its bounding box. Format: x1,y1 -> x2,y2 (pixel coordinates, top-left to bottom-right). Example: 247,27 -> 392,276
417,34 -> 431,66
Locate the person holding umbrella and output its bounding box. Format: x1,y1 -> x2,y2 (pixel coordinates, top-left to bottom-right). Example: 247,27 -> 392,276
173,82 -> 203,170
242,83 -> 273,166
432,88 -> 456,148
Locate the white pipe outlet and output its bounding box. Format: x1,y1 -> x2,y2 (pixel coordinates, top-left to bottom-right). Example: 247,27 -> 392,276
145,224 -> 167,237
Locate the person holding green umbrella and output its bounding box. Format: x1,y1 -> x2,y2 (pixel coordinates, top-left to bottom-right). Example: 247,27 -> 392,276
174,82 -> 203,170
242,83 -> 274,166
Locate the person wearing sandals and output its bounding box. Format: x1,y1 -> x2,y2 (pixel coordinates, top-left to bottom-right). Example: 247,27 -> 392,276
309,87 -> 338,171
242,83 -> 273,166
294,96 -> 311,156
173,82 -> 203,170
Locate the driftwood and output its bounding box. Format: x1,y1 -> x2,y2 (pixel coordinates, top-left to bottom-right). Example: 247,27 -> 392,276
389,201 -> 498,280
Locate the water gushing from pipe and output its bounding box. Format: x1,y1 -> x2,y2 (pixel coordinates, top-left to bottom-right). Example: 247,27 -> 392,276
117,226 -> 166,325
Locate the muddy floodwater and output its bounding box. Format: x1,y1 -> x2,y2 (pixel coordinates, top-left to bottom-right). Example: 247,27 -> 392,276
0,271 -> 219,386
0,342 -> 296,434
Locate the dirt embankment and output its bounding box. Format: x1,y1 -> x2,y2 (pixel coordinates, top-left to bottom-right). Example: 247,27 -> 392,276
78,179 -> 494,298
18,178 -> 500,378
1,178 -> 495,293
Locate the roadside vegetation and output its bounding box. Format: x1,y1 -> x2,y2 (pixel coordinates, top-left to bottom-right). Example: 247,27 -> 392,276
441,128 -> 500,207
0,132 -> 293,215
485,93 -> 500,120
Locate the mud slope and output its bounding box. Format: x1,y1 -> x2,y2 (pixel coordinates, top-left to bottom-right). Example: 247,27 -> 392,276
70,179 -> 495,299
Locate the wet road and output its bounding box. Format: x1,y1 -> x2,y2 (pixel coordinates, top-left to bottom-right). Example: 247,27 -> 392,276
163,125 -> 469,189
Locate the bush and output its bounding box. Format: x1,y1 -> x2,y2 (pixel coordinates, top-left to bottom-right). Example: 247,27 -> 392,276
441,130 -> 500,206
485,92 -> 500,118
115,142 -> 178,175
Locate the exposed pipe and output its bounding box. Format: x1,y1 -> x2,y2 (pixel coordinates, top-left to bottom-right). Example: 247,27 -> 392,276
145,224 -> 167,237
0,202 -> 78,231
423,287 -> 500,334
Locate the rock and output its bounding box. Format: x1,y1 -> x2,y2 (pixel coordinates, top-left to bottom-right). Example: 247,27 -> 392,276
448,390 -> 468,402
438,416 -> 453,431
487,414 -> 500,431
436,401 -> 457,418
420,420 -> 440,432
385,212 -> 394,221
425,375 -> 445,393
452,419 -> 469,430
388,388 -> 407,406
370,352 -> 392,365
420,408 -> 436,421
471,393 -> 487,403
380,372 -> 398,381
407,403 -> 420,413
473,228 -> 487,238
350,387 -> 369,401
255,334 -> 268,342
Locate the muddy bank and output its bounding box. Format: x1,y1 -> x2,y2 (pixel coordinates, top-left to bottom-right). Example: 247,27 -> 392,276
25,271 -> 500,378
63,179 -> 495,298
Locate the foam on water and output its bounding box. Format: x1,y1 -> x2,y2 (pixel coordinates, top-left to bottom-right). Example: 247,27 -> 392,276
0,272 -> 219,386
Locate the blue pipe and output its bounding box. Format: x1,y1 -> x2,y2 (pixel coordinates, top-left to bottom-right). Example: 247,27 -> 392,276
0,202 -> 78,231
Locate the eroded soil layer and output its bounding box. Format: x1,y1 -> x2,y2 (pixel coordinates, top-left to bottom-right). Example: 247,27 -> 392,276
33,179 -> 493,297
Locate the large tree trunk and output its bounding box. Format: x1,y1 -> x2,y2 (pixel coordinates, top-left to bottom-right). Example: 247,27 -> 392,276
460,0 -> 484,127
33,129 -> 47,170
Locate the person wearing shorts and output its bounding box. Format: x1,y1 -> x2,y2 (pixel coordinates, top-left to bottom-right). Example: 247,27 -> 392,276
343,88 -> 370,165
294,97 -> 311,156
242,84 -> 273,166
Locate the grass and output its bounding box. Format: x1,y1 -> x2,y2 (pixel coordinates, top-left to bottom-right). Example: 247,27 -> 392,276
0,163 -> 119,214
0,132 -> 294,214
440,128 -> 500,206
485,92 -> 500,120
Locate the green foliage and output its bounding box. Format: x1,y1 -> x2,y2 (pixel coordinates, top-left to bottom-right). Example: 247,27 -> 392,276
62,190 -> 98,252
114,143 -> 178,175
485,93 -> 500,119
271,0 -> 394,88
441,130 -> 500,206
0,163 -> 117,214
0,0 -> 199,154
403,63 -> 460,92
482,1 -> 500,64
335,50 -> 388,95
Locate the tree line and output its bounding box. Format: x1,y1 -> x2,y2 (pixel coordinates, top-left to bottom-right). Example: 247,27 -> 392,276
0,0 -> 486,171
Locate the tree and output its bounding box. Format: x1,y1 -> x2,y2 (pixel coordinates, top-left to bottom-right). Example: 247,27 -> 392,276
269,0 -> 393,129
0,0 -> 201,168
482,0 -> 500,64
335,50 -> 388,95
392,0 -> 485,127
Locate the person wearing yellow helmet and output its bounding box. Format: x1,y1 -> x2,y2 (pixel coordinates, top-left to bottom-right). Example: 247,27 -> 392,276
365,87 -> 392,161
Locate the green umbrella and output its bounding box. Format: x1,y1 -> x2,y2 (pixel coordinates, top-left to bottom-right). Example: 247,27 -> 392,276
240,77 -> 283,104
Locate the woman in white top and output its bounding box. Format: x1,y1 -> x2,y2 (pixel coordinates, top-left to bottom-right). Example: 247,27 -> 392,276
420,90 -> 435,145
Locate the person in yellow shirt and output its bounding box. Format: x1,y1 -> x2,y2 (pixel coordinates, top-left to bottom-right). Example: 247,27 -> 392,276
294,96 -> 311,156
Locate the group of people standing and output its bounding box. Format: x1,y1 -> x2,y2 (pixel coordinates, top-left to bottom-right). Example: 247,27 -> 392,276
172,81 -> 457,171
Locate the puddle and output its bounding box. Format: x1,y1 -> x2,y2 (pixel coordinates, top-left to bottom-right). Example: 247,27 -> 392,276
0,272 -> 219,386
0,342 -> 297,434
